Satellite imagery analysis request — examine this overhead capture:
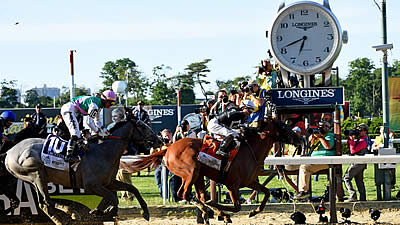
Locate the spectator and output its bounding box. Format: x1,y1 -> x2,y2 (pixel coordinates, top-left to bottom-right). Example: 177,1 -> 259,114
107,108 -> 125,130
294,121 -> 335,200
61,90 -> 116,163
258,59 -> 277,90
245,80 -> 267,128
31,103 -> 47,138
0,111 -> 16,148
173,119 -> 196,142
132,101 -> 151,125
172,120 -> 198,203
343,123 -> 368,202
228,89 -> 241,107
132,101 -> 151,154
372,126 -> 395,151
210,90 -> 234,116
153,129 -> 173,199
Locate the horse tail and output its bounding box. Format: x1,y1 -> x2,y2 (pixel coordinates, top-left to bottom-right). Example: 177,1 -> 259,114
128,148 -> 167,172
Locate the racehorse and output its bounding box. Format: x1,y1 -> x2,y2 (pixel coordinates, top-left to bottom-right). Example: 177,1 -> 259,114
131,118 -> 303,224
4,114 -> 163,225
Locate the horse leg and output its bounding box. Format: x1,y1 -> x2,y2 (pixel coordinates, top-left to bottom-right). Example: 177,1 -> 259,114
203,187 -> 241,224
247,181 -> 270,218
86,184 -> 119,216
106,180 -> 149,221
193,175 -> 215,224
27,171 -> 64,225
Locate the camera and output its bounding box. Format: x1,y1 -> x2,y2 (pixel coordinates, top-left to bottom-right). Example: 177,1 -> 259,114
306,127 -> 324,135
162,137 -> 170,144
239,81 -> 250,93
344,129 -> 360,137
222,95 -> 229,103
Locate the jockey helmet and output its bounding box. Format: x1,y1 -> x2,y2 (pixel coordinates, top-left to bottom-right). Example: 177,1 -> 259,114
239,100 -> 255,112
1,111 -> 16,122
101,90 -> 117,102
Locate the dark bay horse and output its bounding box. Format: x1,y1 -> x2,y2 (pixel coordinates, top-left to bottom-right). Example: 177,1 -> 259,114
5,117 -> 163,225
132,119 -> 303,223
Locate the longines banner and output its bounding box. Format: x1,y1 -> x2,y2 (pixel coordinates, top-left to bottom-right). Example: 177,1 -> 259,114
389,77 -> 400,131
270,87 -> 344,106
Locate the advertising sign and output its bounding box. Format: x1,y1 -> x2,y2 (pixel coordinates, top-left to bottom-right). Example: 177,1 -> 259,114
270,87 -> 344,106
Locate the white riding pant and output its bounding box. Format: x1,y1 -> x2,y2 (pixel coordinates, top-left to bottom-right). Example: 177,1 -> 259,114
207,118 -> 239,139
61,102 -> 80,137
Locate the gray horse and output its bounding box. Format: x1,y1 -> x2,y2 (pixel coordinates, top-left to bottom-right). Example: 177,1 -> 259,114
5,117 -> 162,225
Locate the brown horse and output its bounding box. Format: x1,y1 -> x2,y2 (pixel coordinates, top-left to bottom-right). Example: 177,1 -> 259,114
132,119 -> 303,224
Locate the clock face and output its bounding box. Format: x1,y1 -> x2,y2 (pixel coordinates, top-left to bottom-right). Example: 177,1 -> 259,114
270,2 -> 342,75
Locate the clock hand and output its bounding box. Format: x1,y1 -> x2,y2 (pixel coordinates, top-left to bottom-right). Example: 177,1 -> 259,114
283,37 -> 304,48
298,36 -> 307,55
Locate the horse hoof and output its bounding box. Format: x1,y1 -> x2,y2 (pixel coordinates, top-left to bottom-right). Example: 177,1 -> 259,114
142,212 -> 150,221
224,215 -> 232,224
249,210 -> 257,218
71,211 -> 81,221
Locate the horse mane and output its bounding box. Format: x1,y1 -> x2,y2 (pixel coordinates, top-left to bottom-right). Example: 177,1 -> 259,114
242,126 -> 260,136
108,120 -> 129,133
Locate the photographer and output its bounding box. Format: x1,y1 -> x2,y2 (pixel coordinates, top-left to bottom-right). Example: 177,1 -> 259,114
210,90 -> 234,116
343,124 -> 368,202
295,121 -> 335,200
173,120 -> 196,142
245,80 -> 267,127
257,59 -> 277,90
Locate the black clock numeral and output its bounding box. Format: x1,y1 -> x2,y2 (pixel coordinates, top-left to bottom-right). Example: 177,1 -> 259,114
327,34 -> 333,40
316,13 -> 319,18
281,48 -> 287,54
289,13 -> 295,19
290,57 -> 296,63
280,23 -> 288,28
276,35 -> 283,41
316,57 -> 321,62
300,10 -> 309,16
324,47 -> 330,52
303,60 -> 309,66
324,21 -> 330,27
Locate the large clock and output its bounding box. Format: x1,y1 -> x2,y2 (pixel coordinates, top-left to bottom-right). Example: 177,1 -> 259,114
269,1 -> 346,75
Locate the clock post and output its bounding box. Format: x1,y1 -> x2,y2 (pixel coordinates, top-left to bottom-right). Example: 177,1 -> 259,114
267,0 -> 347,223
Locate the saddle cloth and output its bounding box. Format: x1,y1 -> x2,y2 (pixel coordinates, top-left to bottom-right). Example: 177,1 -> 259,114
197,135 -> 239,171
40,134 -> 85,171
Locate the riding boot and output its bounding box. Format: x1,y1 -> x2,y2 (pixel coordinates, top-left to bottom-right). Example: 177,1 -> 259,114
216,134 -> 235,157
65,135 -> 80,163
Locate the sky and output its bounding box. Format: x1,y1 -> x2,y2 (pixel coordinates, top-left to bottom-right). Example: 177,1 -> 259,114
1,0 -> 399,97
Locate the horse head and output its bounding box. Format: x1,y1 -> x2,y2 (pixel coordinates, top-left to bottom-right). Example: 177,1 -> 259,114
260,118 -> 304,147
128,118 -> 163,150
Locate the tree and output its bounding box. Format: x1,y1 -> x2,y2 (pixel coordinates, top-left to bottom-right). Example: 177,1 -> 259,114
216,75 -> 251,93
55,86 -> 90,107
25,89 -> 40,107
0,79 -> 19,108
342,58 -> 377,117
184,59 -> 212,99
100,58 -> 148,105
149,65 -> 176,105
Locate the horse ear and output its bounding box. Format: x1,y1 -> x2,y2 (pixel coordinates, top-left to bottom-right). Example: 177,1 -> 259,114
124,106 -> 132,120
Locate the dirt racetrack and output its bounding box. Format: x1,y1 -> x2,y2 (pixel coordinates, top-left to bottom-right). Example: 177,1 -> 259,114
108,207 -> 400,224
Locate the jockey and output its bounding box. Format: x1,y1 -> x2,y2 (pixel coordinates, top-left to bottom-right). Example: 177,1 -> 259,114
207,100 -> 255,157
0,111 -> 16,144
61,90 -> 117,163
